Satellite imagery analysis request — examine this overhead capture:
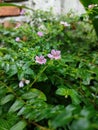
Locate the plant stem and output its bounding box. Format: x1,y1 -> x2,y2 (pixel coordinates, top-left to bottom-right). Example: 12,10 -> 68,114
32,121 -> 52,130
29,65 -> 48,88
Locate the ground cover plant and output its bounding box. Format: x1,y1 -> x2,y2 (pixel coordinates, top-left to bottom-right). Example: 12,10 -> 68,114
80,0 -> 98,36
0,10 -> 98,130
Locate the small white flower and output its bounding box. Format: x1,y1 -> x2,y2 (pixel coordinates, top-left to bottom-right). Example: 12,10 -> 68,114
60,21 -> 65,25
38,18 -> 42,22
38,25 -> 46,31
19,79 -> 30,88
95,4 -> 98,7
25,80 -> 30,85
88,4 -> 97,9
15,37 -> 20,42
60,21 -> 70,27
19,81 -> 24,88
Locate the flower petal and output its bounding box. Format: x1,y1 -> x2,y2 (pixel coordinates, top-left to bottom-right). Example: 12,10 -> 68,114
56,50 -> 61,55
19,81 -> 24,88
54,55 -> 61,60
51,49 -> 56,55
35,55 -> 46,64
47,54 -> 53,59
25,80 -> 30,85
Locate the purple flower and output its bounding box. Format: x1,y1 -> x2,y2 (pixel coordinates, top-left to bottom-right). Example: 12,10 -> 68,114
35,55 -> 46,64
19,80 -> 24,88
48,49 -> 61,60
37,31 -> 44,37
20,9 -> 26,15
15,37 -> 20,42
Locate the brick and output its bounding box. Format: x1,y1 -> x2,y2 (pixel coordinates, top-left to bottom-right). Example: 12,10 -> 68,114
0,0 -> 2,2
4,0 -> 27,2
2,21 -> 24,29
0,6 -> 21,17
3,21 -> 15,28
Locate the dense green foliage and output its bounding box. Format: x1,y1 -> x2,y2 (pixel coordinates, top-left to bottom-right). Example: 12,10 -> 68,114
0,11 -> 98,130
80,0 -> 98,36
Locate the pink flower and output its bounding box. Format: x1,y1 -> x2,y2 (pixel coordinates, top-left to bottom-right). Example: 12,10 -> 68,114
15,37 -> 20,42
88,4 -> 97,9
88,4 -> 95,9
35,55 -> 46,64
20,9 -> 26,15
48,49 -> 61,60
60,21 -> 70,27
37,31 -> 44,37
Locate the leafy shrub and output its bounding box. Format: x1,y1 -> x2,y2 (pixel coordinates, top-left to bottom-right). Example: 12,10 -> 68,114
0,11 -> 98,130
80,0 -> 98,36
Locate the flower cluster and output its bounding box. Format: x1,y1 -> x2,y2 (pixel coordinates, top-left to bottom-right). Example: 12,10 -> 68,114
35,49 -> 61,65
19,79 -> 30,88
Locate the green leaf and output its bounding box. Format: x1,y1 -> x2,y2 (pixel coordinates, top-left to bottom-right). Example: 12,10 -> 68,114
0,48 -> 9,54
8,99 -> 24,113
77,69 -> 91,85
70,89 -> 81,105
56,88 -> 70,96
0,94 -> 14,105
37,73 -> 48,82
56,88 -> 80,104
22,88 -> 47,101
0,119 -> 10,130
10,121 -> 27,130
0,127 -> 8,130
25,68 -> 34,75
0,86 -> 7,98
17,71 -> 25,80
50,105 -> 76,129
8,64 -> 18,77
71,118 -> 90,130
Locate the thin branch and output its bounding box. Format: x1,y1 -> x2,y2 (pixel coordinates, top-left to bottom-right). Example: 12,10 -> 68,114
32,121 -> 52,130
